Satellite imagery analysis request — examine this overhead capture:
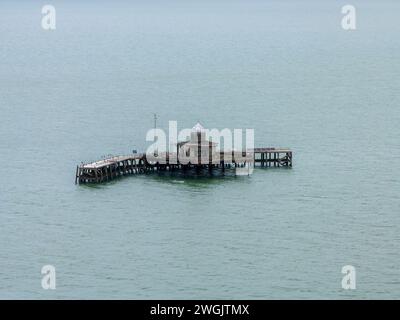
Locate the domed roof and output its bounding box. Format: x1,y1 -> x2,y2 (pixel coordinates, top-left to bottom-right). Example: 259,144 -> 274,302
192,122 -> 205,132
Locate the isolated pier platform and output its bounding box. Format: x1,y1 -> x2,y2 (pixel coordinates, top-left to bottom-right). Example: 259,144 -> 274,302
76,148 -> 292,184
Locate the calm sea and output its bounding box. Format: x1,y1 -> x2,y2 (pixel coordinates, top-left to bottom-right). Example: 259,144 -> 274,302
0,0 -> 399,299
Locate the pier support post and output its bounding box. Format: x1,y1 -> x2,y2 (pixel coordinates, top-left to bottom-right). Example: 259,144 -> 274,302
75,166 -> 79,184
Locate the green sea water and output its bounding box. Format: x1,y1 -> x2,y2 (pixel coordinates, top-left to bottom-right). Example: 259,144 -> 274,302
0,0 -> 399,299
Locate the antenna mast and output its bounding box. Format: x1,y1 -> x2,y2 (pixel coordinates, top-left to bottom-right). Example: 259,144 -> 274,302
153,113 -> 157,130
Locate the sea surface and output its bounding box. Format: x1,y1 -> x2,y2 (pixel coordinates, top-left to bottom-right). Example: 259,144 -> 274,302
0,0 -> 399,299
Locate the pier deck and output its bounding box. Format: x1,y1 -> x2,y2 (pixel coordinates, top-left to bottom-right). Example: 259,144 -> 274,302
76,148 -> 292,184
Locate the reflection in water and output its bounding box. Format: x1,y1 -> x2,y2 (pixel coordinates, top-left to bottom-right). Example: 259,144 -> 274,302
144,167 -> 254,189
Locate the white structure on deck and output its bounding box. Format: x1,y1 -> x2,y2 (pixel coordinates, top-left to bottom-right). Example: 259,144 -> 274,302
177,123 -> 218,164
